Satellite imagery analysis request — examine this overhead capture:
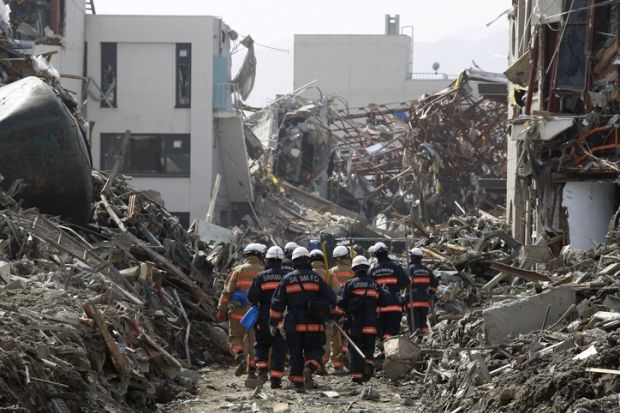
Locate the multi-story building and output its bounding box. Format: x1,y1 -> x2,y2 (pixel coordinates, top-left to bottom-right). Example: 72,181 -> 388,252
11,0 -> 253,228
506,0 -> 620,252
294,15 -> 453,107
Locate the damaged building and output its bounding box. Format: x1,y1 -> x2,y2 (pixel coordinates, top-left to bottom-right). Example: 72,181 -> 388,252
246,68 -> 508,232
506,0 -> 620,252
10,0 -> 257,228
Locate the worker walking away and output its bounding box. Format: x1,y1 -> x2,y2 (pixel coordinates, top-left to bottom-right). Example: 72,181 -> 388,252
282,242 -> 298,273
310,249 -> 343,372
369,242 -> 409,340
329,245 -> 354,366
248,246 -> 288,388
217,243 -> 265,378
335,255 -> 385,384
404,248 -> 439,334
270,247 -> 336,392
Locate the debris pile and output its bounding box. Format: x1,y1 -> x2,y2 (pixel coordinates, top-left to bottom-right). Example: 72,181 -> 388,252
246,68 -> 508,230
0,172 -> 230,412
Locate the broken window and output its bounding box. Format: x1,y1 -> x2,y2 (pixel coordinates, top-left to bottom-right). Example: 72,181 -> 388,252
176,43 -> 191,108
101,43 -> 117,108
100,134 -> 191,176
554,0 -> 589,91
9,0 -> 64,44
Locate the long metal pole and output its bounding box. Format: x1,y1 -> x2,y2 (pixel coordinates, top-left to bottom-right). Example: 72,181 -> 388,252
331,321 -> 365,359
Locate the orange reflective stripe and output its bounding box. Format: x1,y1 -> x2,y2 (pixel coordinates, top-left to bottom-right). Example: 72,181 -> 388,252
378,305 -> 402,312
364,359 -> 374,365
286,283 -> 319,293
377,278 -> 398,285
408,301 -> 431,308
256,361 -> 268,368
261,282 -> 280,290
236,281 -> 253,287
352,289 -> 379,298
230,312 -> 245,320
270,309 -> 283,319
286,284 -> 301,293
332,360 -> 343,368
271,370 -> 284,378
412,277 -> 430,284
362,326 -> 377,334
289,375 -> 303,383
295,324 -> 324,332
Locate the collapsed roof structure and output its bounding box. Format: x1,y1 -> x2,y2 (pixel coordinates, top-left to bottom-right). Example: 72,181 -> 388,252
246,69 -> 508,234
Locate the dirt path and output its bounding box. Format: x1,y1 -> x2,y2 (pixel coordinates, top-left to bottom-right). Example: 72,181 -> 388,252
162,364 -> 422,413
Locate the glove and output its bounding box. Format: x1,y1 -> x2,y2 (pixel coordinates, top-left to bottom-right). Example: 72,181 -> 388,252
269,325 -> 278,337
216,309 -> 227,323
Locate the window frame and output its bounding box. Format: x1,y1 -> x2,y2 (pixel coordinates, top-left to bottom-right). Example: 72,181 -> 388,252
175,43 -> 192,108
100,42 -> 118,108
100,133 -> 191,177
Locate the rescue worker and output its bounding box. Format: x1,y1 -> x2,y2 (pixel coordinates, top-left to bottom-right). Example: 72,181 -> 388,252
310,249 -> 342,372
217,243 -> 265,378
282,242 -> 298,273
335,255 -> 385,384
368,242 -> 409,340
247,246 -> 288,388
328,245 -> 354,367
269,247 -> 336,392
404,248 -> 439,334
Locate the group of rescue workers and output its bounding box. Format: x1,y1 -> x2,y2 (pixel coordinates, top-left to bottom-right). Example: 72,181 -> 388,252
216,240 -> 438,392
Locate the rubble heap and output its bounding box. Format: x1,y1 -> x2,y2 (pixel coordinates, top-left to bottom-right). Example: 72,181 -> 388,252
246,69 -> 508,231
0,172 -> 230,412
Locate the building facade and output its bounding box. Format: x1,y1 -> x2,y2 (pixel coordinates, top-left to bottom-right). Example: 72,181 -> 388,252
17,1 -> 253,228
294,18 -> 453,107
506,0 -> 620,252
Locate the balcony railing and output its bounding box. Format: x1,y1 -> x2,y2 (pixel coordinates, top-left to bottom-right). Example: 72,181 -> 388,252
408,72 -> 456,81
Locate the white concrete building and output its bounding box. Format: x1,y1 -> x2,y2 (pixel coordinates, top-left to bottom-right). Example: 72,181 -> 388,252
294,19 -> 453,107
14,1 -> 253,228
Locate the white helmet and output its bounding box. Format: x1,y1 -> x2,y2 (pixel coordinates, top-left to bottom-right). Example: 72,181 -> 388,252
266,246 -> 284,260
333,245 -> 350,259
352,255 -> 369,269
309,249 -> 324,260
284,242 -> 299,254
409,247 -> 424,257
292,246 -> 310,261
244,243 -> 263,256
372,242 -> 388,255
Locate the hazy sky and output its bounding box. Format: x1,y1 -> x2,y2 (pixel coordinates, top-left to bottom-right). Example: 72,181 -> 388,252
95,0 -> 511,105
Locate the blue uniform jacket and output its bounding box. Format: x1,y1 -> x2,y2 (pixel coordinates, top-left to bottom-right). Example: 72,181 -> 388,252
248,263 -> 287,330
269,263 -> 336,334
403,261 -> 439,306
369,257 -> 409,309
336,269 -> 387,336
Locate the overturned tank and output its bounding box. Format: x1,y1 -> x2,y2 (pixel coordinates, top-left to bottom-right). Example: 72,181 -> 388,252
0,76 -> 92,224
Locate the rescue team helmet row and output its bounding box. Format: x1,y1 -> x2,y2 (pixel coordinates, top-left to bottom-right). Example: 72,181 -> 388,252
244,243 -> 266,257
309,249 -> 324,260
332,245 -> 350,259
409,247 -> 424,257
292,246 -> 310,261
284,242 -> 299,254
266,246 -> 285,260
351,255 -> 369,269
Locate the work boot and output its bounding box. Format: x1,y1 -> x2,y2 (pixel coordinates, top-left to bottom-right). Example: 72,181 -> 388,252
363,364 -> 374,382
294,383 -> 306,393
257,369 -> 268,383
234,354 -> 247,377
247,366 -> 257,380
352,377 -> 364,385
270,377 -> 282,389
303,367 -> 315,390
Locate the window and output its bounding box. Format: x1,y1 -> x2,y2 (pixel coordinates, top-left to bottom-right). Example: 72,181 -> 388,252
9,0 -> 64,44
101,134 -> 191,176
176,43 -> 191,108
101,43 -> 117,108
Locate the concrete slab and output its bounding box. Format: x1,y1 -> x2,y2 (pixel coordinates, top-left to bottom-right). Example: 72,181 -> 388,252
483,285 -> 576,345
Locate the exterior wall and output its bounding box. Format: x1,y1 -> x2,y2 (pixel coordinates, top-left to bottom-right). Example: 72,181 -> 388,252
33,0 -> 86,94
85,15 -> 220,224
294,34 -> 451,107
